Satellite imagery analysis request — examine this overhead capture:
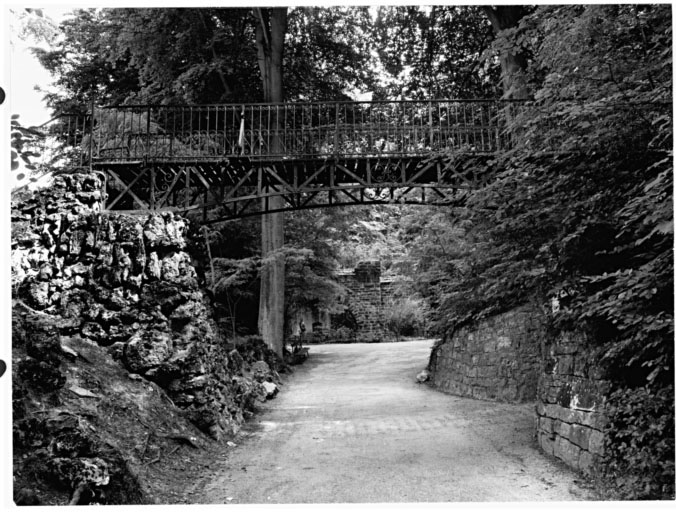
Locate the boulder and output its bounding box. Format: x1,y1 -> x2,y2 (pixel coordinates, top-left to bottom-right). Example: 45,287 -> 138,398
261,381 -> 278,399
124,330 -> 173,373
143,213 -> 187,250
416,369 -> 430,383
26,281 -> 50,308
251,361 -> 271,382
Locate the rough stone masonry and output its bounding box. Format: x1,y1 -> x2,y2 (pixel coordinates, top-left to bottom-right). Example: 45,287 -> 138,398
428,304 -> 609,474
330,260 -> 399,342
12,173 -> 282,441
429,305 -> 543,402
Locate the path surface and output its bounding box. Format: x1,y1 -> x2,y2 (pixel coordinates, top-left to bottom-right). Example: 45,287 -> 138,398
197,341 -> 597,503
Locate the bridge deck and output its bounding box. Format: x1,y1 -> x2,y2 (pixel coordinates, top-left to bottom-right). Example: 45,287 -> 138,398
38,99 -> 666,220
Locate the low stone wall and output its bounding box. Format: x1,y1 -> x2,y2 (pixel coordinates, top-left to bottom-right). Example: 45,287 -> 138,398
537,330 -> 609,473
429,305 -> 543,402
428,304 -> 610,474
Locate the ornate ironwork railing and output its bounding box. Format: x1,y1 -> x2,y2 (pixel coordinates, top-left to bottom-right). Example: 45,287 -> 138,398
36,99 -> 671,165
86,100 -> 515,161
28,112 -> 94,169
30,99 -> 670,219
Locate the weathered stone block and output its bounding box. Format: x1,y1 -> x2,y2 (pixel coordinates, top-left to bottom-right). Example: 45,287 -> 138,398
538,416 -> 553,434
578,450 -> 596,473
500,386 -> 518,402
552,342 -> 578,355
539,432 -> 555,455
593,413 -> 608,431
568,424 -> 591,450
553,437 -> 581,470
557,421 -> 572,440
483,338 -> 497,352
81,322 -> 107,343
555,355 -> 575,375
588,429 -> 605,456
569,380 -> 601,411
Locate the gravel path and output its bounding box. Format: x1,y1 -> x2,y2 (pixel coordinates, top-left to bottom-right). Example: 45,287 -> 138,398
196,340 -> 597,503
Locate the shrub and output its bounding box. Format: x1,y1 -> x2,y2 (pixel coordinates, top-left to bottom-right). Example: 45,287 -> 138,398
602,385 -> 675,500
383,297 -> 428,341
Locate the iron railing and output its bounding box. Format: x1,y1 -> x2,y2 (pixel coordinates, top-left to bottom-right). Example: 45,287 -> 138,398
31,112 -> 94,168
89,100 -> 516,161
36,100 -> 672,165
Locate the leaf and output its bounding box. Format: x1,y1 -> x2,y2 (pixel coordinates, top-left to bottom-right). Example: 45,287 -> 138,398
655,220 -> 673,235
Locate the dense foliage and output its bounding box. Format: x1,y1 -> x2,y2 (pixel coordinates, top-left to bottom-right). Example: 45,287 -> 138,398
33,7 -> 381,109
399,5 -> 673,498
373,5 -> 500,99
603,385 -> 675,499
383,297 -> 429,341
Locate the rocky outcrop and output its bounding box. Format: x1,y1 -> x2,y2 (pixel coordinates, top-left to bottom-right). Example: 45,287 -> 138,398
11,173 -> 284,504
13,174 -> 281,439
12,308 -> 149,505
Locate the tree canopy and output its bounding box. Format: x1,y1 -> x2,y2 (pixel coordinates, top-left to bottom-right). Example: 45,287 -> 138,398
373,5 -> 500,99
34,7 -> 385,110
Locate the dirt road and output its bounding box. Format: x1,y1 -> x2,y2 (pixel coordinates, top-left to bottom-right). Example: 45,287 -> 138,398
196,340 -> 597,503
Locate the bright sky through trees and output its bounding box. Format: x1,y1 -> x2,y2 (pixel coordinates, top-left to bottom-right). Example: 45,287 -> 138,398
7,7 -> 74,125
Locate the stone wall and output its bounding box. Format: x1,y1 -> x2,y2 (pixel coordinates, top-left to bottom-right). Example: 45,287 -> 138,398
288,263 -> 407,344
429,305 -> 543,402
12,173 -> 282,441
380,278 -> 397,308
428,303 -> 610,474
537,329 -> 609,473
333,261 -> 387,342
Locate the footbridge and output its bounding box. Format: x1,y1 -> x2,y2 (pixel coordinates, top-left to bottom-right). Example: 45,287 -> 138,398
41,100 -> 555,219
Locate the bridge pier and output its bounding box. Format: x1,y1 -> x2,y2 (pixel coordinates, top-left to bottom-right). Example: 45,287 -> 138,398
258,193 -> 285,356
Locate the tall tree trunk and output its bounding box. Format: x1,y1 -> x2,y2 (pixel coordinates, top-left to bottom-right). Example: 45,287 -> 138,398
483,6 -> 529,99
255,7 -> 287,356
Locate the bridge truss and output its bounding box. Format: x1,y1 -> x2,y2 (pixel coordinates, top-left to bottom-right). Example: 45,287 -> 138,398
101,153 -> 497,221
37,99 -> 549,219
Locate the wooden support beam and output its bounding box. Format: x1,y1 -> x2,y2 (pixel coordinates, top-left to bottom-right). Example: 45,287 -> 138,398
299,162 -> 328,188
105,167 -> 150,210
224,167 -> 257,200
264,164 -> 294,191
334,162 -> 369,188
403,160 -> 437,186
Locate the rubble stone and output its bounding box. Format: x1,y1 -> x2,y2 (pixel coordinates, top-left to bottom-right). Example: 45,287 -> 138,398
12,172 -> 285,443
